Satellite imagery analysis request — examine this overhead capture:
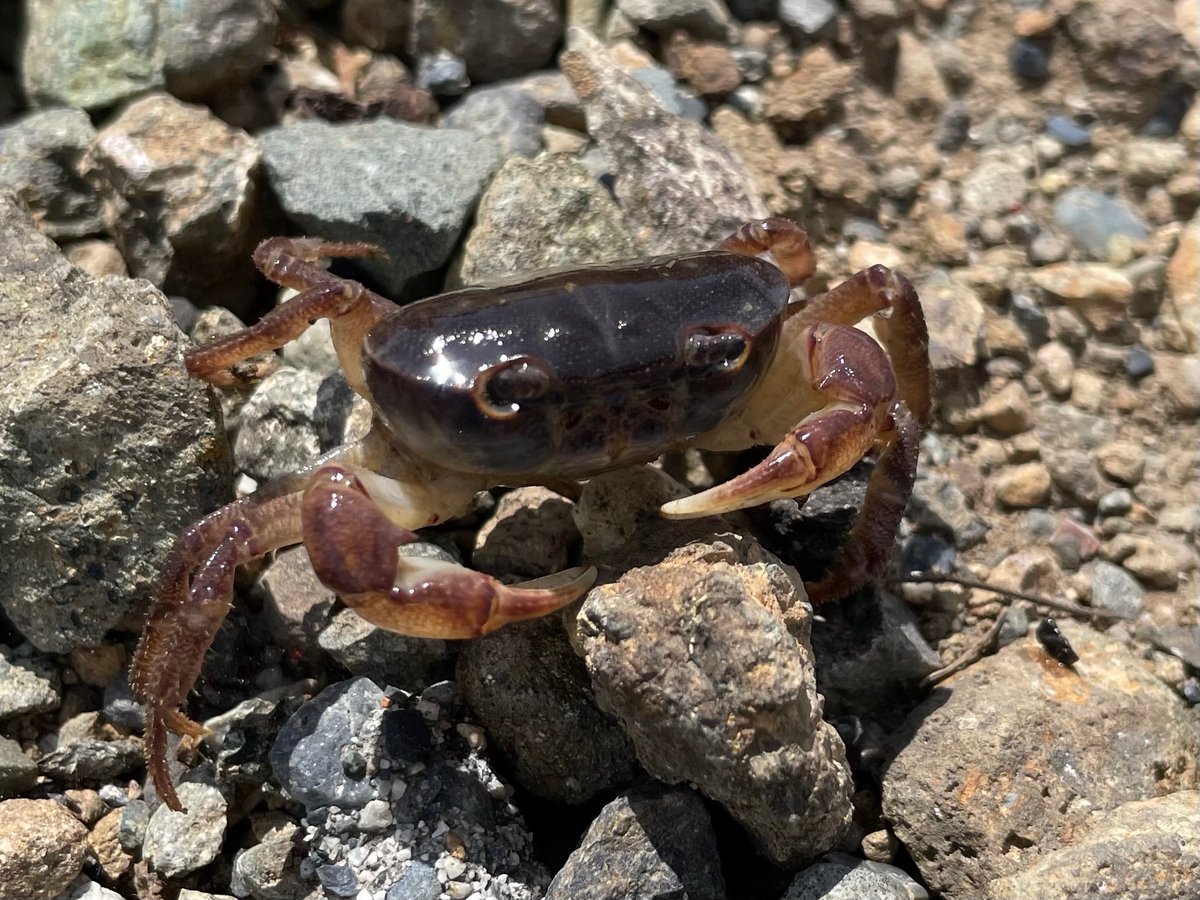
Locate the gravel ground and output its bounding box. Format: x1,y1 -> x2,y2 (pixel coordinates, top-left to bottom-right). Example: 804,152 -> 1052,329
0,2 -> 1197,900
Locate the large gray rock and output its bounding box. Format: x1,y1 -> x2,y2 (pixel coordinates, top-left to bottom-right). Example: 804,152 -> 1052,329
259,120 -> 502,295
882,620 -> 1199,899
568,491 -> 853,867
561,29 -> 765,256
0,108 -> 102,239
990,790 -> 1200,900
545,782 -> 726,900
22,0 -> 276,109
0,196 -> 232,652
453,154 -> 638,288
85,93 -> 264,311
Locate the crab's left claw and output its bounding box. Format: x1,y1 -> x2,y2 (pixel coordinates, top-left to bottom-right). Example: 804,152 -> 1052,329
332,558 -> 597,639
303,465 -> 596,638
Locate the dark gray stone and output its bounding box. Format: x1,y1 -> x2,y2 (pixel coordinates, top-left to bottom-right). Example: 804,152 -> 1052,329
259,120 -> 502,295
411,0 -> 562,83
458,617 -> 638,805
0,108 -> 102,239
385,862 -> 441,900
907,474 -> 990,549
783,852 -> 929,900
0,196 -> 232,652
545,782 -> 726,900
269,677 -> 384,811
442,86 -> 545,158
811,590 -> 941,724
0,735 -> 38,798
1088,560 -> 1145,618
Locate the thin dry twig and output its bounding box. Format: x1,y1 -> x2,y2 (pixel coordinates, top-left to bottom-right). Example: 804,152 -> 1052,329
893,571 -> 1135,622
920,606 -> 1011,689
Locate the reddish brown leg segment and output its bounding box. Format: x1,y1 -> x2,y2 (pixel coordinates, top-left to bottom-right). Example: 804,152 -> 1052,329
721,218 -> 816,287
302,466 -> 597,638
185,238 -> 394,392
663,319 -> 923,601
130,489 -> 305,811
805,403 -> 920,603
663,323 -> 901,516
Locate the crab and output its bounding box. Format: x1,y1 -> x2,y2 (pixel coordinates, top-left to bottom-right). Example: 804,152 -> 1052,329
131,218 -> 930,810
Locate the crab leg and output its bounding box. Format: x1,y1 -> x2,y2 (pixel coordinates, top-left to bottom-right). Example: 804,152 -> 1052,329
131,483 -> 307,812
185,238 -> 395,395
804,403 -> 920,603
720,217 -> 816,287
301,465 -> 597,639
662,321 -> 921,601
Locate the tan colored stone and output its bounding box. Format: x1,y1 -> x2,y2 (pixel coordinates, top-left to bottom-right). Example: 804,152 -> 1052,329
710,107 -> 789,216
1163,217 -> 1199,352
665,32 -> 741,96
975,382 -> 1035,435
847,239 -> 908,273
1015,7 -> 1058,36
0,799 -> 88,900
88,809 -> 133,883
763,45 -> 855,133
68,642 -> 127,688
1070,370 -> 1106,413
993,462 -> 1052,508
1030,263 -> 1134,331
925,213 -> 969,264
894,30 -> 947,115
1094,440 -> 1146,486
1177,0 -> 1199,52
1035,341 -> 1075,398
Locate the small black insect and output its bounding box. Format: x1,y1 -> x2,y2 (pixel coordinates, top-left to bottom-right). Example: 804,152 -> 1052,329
1036,617 -> 1079,666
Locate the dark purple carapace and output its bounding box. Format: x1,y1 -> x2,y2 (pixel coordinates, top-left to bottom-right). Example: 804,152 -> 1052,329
364,251 -> 791,476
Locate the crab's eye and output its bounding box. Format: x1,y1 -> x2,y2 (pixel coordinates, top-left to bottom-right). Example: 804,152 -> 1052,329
682,325 -> 751,374
475,356 -> 554,418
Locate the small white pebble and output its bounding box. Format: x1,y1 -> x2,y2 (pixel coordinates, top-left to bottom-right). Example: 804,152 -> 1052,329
358,798 -> 393,832
446,883 -> 472,900
235,473 -> 259,497
445,858 -> 468,880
